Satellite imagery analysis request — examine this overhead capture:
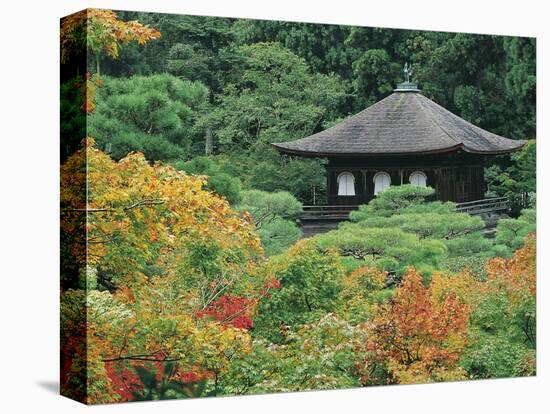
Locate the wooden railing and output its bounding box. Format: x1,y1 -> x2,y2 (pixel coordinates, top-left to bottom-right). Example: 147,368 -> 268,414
301,205 -> 359,220
455,197 -> 510,216
299,197 -> 510,222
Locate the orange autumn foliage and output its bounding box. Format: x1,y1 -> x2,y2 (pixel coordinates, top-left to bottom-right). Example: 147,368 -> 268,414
60,138 -> 262,287
60,140 -> 265,402
486,232 -> 536,306
362,267 -> 471,384
61,9 -> 161,65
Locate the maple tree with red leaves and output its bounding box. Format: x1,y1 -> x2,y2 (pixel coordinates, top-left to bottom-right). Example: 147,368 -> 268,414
196,295 -> 256,330
195,278 -> 283,330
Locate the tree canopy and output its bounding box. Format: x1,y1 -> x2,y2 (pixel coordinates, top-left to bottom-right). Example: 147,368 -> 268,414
60,10 -> 536,404
61,12 -> 534,204
88,74 -> 208,161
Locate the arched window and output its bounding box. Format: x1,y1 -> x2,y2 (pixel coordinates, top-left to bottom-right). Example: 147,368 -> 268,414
337,172 -> 356,196
373,172 -> 391,195
409,171 -> 427,187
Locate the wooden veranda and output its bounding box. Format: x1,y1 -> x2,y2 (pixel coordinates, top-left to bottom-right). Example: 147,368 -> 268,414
299,197 -> 511,237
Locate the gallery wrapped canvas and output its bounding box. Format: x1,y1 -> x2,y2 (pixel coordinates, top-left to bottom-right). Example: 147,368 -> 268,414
60,8 -> 536,404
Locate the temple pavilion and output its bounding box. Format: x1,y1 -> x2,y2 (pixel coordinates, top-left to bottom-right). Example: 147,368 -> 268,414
273,69 -> 524,206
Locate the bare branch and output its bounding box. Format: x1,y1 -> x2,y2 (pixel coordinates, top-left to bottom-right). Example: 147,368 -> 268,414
66,198 -> 166,213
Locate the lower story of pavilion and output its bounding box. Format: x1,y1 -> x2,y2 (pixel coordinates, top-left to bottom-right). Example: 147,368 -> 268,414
325,152 -> 487,205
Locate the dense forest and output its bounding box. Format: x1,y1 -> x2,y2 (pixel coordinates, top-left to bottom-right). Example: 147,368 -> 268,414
60,10 -> 536,403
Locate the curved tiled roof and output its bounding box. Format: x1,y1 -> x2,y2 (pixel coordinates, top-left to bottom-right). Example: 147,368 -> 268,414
273,91 -> 525,157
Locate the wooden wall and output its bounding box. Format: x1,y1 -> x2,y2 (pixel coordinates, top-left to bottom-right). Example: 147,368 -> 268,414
325,152 -> 486,205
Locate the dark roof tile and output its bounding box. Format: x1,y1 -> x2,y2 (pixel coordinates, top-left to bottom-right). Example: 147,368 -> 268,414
273,91 -> 524,156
